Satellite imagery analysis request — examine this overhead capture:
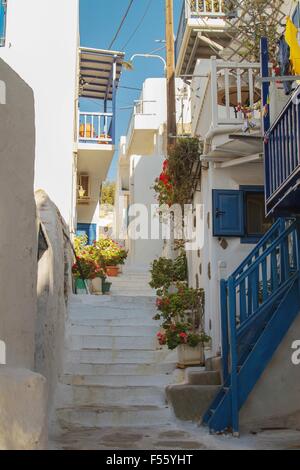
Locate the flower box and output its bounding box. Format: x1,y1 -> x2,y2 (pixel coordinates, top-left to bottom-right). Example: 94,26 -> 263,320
177,344 -> 205,369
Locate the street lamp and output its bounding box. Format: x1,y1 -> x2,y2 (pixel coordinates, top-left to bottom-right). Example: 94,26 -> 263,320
126,54 -> 167,73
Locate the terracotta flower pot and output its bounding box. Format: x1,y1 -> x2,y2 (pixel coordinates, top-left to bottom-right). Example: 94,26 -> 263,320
177,344 -> 205,369
106,266 -> 119,277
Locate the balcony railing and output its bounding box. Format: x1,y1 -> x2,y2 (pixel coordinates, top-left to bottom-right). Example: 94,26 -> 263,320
175,0 -> 226,62
194,59 -> 261,134
78,112 -> 114,145
265,88 -> 300,216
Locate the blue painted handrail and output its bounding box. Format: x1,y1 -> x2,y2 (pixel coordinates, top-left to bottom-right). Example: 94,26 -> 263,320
221,218 -> 300,434
231,218 -> 285,281
264,87 -> 300,215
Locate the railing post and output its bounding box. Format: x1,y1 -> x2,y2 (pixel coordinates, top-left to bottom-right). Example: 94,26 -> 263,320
228,276 -> 239,436
220,279 -> 229,382
211,57 -> 218,128
260,37 -> 271,204
111,56 -> 117,145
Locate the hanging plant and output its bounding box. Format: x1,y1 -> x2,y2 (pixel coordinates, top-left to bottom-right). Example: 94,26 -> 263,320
153,138 -> 201,207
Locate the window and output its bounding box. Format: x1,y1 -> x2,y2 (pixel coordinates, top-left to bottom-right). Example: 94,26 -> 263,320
0,1 -> 7,47
77,173 -> 90,202
212,187 -> 273,243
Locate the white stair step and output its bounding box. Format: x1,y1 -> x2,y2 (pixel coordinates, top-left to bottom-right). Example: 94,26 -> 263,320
69,311 -> 156,321
69,318 -> 157,327
66,349 -> 169,364
70,296 -> 156,308
57,384 -> 167,406
69,324 -> 158,336
61,373 -> 173,387
64,361 -> 176,376
57,405 -> 172,429
67,335 -> 157,351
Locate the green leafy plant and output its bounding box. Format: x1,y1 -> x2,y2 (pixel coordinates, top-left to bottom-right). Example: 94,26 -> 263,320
154,283 -> 210,351
93,238 -> 128,266
72,258 -> 105,280
157,323 -> 210,351
149,253 -> 188,290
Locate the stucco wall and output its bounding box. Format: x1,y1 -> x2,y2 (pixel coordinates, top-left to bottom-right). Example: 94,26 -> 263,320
128,154 -> 165,269
0,58 -> 37,369
0,0 -> 79,227
240,310 -> 300,431
35,190 -> 72,418
189,162 -> 264,354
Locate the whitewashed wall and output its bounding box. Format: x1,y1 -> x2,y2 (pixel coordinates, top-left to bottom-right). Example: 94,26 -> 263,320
0,0 -> 79,227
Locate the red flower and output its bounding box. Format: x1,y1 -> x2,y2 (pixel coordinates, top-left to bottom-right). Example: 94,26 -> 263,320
163,159 -> 169,171
159,172 -> 170,185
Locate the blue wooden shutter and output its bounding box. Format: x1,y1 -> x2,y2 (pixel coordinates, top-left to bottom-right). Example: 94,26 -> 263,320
213,189 -> 245,237
0,1 -> 7,47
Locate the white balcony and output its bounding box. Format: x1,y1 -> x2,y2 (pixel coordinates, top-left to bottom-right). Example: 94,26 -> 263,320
77,111 -> 115,188
175,0 -> 232,76
192,58 -> 263,164
126,99 -> 159,157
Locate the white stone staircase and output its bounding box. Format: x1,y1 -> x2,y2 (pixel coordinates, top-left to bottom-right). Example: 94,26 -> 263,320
54,284 -> 177,432
108,269 -> 155,297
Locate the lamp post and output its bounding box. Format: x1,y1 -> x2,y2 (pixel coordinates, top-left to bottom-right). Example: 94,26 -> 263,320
129,54 -> 167,71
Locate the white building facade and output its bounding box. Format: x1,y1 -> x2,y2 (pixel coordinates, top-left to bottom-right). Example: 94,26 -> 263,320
115,77 -> 191,270
0,0 -> 123,238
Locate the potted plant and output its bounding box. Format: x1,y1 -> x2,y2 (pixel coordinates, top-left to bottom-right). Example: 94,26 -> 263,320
93,238 -> 128,277
156,322 -> 210,367
153,283 -> 210,368
102,278 -> 112,294
72,257 -> 98,294
91,265 -> 106,294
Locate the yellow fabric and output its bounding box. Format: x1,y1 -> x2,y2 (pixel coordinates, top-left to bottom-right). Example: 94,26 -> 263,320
285,16 -> 300,75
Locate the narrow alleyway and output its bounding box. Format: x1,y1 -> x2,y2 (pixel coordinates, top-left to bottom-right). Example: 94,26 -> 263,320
50,271 -> 300,451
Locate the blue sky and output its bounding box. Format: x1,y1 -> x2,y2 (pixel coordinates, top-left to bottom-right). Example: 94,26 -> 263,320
80,0 -> 182,180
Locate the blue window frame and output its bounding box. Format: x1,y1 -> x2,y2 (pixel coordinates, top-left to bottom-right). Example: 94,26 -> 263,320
76,223 -> 97,246
213,187 -> 273,243
0,1 -> 7,47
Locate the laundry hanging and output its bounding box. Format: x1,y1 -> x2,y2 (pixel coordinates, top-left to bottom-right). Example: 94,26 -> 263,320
277,35 -> 292,95
285,16 -> 300,75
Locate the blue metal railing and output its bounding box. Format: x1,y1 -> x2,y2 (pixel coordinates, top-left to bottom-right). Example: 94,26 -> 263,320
0,0 -> 7,47
265,88 -> 300,214
221,218 -> 300,433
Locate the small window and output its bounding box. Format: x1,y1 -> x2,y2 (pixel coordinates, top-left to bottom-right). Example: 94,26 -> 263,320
0,1 -> 7,47
244,190 -> 273,243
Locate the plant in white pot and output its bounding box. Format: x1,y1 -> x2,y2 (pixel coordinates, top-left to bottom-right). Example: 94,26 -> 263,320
153,284 -> 210,368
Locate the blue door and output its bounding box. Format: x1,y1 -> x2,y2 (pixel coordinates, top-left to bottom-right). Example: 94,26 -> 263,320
76,224 -> 97,245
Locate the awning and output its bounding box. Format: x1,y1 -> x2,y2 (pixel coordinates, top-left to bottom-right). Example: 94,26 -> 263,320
79,47 -> 125,101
